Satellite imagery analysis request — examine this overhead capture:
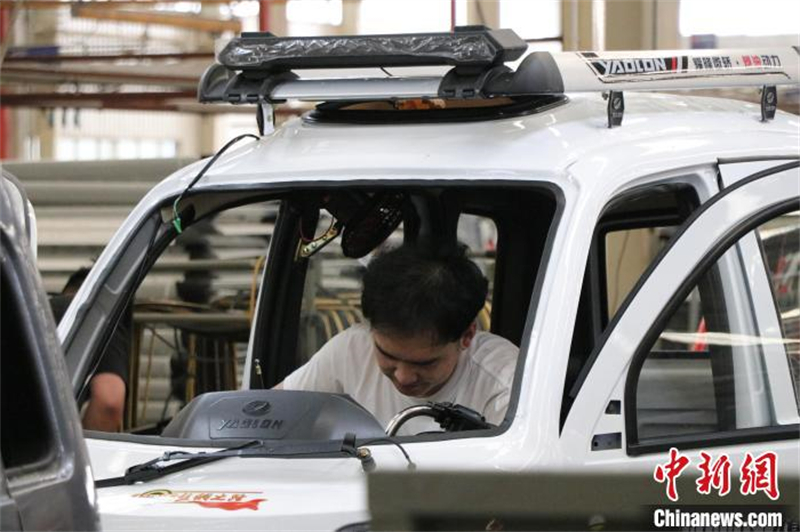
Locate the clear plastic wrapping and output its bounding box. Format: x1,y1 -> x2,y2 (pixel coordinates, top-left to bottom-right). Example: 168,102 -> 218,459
221,34 -> 497,69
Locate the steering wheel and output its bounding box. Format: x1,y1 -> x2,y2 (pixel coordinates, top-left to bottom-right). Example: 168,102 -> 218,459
385,402 -> 492,436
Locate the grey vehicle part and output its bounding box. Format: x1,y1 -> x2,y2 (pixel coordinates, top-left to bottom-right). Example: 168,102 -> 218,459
0,177 -> 99,531
161,390 -> 386,441
0,460 -> 22,531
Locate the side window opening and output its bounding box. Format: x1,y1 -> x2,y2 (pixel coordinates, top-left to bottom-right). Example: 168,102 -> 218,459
606,227 -> 675,319
628,210 -> 799,447
756,210 -> 800,412
633,265 -> 736,440
562,185 -> 699,426
131,200 -> 278,432
628,213 -> 800,444
69,198 -> 279,434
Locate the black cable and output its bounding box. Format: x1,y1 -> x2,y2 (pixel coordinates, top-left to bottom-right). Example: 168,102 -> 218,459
359,438 -> 416,470
172,133 -> 259,234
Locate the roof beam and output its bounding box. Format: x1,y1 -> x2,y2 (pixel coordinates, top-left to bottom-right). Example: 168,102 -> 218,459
4,51 -> 214,62
72,5 -> 241,33
0,1 -> 238,8
0,90 -> 197,106
0,65 -> 198,87
0,90 -> 306,115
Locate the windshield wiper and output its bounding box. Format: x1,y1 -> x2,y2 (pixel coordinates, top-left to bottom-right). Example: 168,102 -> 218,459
94,433 -> 396,488
95,439 -> 262,488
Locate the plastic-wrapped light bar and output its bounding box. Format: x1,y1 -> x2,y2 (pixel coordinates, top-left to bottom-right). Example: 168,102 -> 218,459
218,27 -> 527,72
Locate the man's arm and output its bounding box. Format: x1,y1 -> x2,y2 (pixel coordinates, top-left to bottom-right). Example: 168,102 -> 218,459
482,390 -> 511,426
82,373 -> 126,431
83,308 -> 131,431
475,336 -> 518,426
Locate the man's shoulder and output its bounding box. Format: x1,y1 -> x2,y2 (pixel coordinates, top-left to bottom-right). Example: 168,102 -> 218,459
341,322 -> 372,341
321,322 -> 373,357
283,322 -> 374,392
470,331 -> 518,358
464,332 -> 518,386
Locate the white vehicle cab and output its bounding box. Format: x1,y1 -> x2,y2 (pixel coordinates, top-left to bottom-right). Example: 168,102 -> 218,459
56,28 -> 799,530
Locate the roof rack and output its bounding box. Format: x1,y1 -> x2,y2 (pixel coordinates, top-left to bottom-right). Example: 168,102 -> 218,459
199,30 -> 799,104
197,29 -> 800,127
199,26 -> 557,104
221,26 -> 526,72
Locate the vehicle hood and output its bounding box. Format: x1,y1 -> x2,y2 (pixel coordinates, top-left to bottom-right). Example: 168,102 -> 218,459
88,438 -> 368,531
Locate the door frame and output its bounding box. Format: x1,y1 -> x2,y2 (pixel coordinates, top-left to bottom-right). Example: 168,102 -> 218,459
562,161 -> 800,460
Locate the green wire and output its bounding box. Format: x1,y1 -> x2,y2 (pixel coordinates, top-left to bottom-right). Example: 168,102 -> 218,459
172,198 -> 183,234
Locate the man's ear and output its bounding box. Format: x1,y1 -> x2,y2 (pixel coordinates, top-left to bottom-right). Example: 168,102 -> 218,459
460,321 -> 478,349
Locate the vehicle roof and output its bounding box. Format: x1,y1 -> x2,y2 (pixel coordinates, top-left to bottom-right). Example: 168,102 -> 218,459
157,92 -> 798,197
0,176 -> 16,233
1,172 -> 29,242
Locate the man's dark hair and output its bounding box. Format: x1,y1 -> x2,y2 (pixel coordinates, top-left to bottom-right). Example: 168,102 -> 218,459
50,267 -> 91,324
361,243 -> 488,344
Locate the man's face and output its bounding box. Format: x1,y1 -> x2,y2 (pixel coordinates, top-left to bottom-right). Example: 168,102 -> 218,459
372,323 -> 476,398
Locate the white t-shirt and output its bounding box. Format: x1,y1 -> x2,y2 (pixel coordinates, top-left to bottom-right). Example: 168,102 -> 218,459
282,323 -> 518,435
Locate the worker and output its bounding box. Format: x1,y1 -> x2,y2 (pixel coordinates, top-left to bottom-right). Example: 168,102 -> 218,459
277,243 -> 518,434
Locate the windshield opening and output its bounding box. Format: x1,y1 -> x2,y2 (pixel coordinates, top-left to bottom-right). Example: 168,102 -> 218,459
64,181 -> 560,445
